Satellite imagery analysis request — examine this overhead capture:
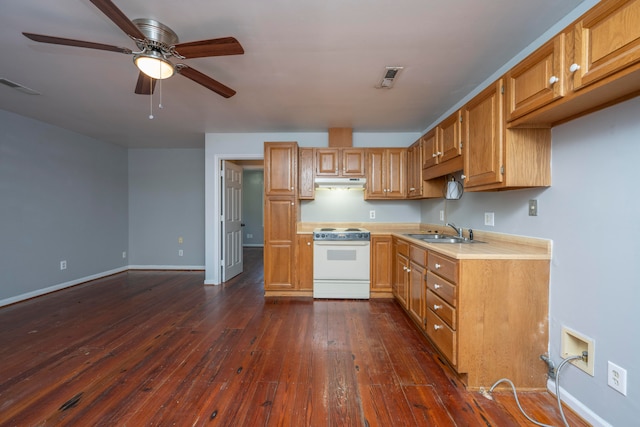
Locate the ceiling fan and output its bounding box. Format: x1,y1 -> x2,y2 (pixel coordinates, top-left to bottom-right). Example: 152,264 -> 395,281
22,0 -> 244,98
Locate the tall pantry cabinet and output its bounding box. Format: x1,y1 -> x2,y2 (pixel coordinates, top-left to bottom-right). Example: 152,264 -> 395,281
264,142 -> 299,294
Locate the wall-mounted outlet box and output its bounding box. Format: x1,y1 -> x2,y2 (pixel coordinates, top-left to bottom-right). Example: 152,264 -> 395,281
122,251 -> 127,259
60,260 -> 67,270
247,233 -> 253,239
561,326 -> 595,376
369,210 -> 375,219
484,212 -> 495,226
440,210 -> 444,221
178,249 -> 184,257
608,361 -> 627,395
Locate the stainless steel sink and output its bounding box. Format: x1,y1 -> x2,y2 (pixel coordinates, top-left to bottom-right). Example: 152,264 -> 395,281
404,233 -> 483,244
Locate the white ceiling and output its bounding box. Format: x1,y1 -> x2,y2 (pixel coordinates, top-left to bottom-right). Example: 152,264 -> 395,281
0,0 -> 586,148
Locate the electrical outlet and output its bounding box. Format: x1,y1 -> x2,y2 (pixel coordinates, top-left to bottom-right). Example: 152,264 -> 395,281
369,210 -> 375,219
178,249 -> 184,257
608,361 -> 627,395
60,260 -> 67,270
529,199 -> 538,216
440,210 -> 444,221
247,233 -> 253,239
484,212 -> 495,226
122,251 -> 127,259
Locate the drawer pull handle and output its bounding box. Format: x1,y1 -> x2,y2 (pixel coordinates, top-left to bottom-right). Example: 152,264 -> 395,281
434,263 -> 441,269
433,324 -> 443,330
434,283 -> 441,289
433,304 -> 442,310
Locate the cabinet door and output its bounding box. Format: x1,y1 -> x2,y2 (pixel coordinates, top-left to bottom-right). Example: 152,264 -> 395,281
371,235 -> 392,292
408,261 -> 427,329
394,254 -> 409,309
365,148 -> 386,198
296,234 -> 313,291
463,80 -> 504,189
407,141 -> 422,198
265,142 -> 297,196
341,148 -> 365,176
573,0 -> 640,91
506,34 -> 566,121
315,148 -> 339,176
438,110 -> 462,164
298,148 -> 315,199
421,128 -> 439,169
385,148 -> 407,198
264,197 -> 296,290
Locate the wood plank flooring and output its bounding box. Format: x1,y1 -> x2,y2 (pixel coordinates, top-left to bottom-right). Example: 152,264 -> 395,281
0,248 -> 590,426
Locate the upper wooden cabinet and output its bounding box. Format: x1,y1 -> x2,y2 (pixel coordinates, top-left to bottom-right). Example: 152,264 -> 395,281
315,148 -> 365,177
365,148 -> 407,199
422,111 -> 464,181
508,0 -> 640,127
464,80 -> 551,191
265,142 -> 298,196
572,0 -> 640,91
506,34 -> 567,122
298,148 -> 314,199
407,140 -> 422,198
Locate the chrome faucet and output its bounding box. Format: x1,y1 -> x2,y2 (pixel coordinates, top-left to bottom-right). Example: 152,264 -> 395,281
446,222 -> 463,238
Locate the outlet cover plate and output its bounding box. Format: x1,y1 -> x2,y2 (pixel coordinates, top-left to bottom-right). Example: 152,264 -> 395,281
608,361 -> 627,395
484,212 -> 495,226
529,199 -> 538,216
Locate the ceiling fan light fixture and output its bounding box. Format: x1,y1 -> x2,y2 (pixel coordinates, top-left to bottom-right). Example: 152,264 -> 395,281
134,51 -> 175,79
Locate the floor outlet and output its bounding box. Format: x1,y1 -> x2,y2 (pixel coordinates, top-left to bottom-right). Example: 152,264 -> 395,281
484,212 -> 495,226
60,260 -> 67,270
561,327 -> 595,376
369,210 -> 375,219
607,361 -> 627,395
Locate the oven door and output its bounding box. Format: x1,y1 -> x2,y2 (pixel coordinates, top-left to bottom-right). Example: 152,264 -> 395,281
313,240 -> 370,281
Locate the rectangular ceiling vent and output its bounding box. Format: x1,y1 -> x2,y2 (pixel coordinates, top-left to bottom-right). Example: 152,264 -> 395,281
0,78 -> 41,95
377,66 -> 404,89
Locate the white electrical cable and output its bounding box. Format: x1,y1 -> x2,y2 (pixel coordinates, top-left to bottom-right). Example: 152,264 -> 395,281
485,354 -> 584,427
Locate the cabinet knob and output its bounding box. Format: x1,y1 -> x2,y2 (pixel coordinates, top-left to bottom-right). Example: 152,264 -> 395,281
433,324 -> 443,330
434,263 -> 441,269
307,242 -> 311,246
432,153 -> 438,158
434,283 -> 441,289
433,304 -> 442,310
403,266 -> 407,271
549,76 -> 559,85
569,63 -> 580,73
291,202 -> 294,206
290,186 -> 294,190
406,268 -> 411,273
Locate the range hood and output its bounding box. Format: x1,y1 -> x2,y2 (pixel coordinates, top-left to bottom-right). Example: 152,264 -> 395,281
314,177 -> 366,189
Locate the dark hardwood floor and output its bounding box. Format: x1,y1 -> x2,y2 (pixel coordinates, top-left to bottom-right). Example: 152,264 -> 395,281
0,248 -> 589,426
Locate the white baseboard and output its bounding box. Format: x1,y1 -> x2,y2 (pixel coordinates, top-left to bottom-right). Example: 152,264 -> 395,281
128,265 -> 205,271
547,379 -> 611,427
0,266 -> 127,308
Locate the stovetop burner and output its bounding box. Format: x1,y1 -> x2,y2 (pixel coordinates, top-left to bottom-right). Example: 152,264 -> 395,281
313,227 -> 370,241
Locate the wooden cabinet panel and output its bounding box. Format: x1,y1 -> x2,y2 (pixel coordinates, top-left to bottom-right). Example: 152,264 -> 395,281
265,142 -> 297,196
386,148 -> 406,198
506,34 -> 566,121
365,149 -> 386,198
371,235 -> 392,294
573,0 -> 640,90
315,149 -> 340,176
427,290 -> 456,329
421,128 -> 439,169
365,148 -> 406,199
296,234 -> 313,291
427,252 -> 458,283
426,308 -> 457,366
407,140 -> 421,198
395,254 -> 409,310
439,110 -> 463,163
463,81 -> 504,189
426,271 -> 456,307
264,243 -> 295,290
298,148 -> 314,199
315,148 -> 365,177
264,197 -> 295,242
408,261 -> 426,329
342,149 -> 365,176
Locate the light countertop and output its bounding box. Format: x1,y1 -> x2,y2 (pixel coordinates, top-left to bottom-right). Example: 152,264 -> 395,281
297,222 -> 551,260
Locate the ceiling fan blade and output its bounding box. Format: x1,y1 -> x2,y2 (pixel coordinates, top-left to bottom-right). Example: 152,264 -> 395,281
177,66 -> 236,98
23,32 -> 132,54
134,72 -> 156,95
89,0 -> 146,40
174,37 -> 244,59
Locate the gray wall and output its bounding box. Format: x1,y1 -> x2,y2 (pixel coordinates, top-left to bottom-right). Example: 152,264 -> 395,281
242,169 -> 264,246
0,109 -> 128,303
128,149 -> 205,268
421,96 -> 640,426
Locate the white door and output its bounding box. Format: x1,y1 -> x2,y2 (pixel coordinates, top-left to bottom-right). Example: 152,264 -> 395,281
221,161 -> 243,281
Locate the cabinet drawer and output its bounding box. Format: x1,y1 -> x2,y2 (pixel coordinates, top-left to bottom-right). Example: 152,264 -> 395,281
426,271 -> 456,307
409,244 -> 427,266
396,239 -> 409,257
426,309 -> 456,366
426,290 -> 456,329
428,252 -> 458,283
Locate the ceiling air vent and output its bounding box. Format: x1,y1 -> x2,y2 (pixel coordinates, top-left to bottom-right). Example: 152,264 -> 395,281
377,66 -> 403,89
0,78 -> 41,95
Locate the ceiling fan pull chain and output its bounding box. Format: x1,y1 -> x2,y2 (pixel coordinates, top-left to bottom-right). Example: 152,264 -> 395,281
159,73 -> 163,109
149,78 -> 154,119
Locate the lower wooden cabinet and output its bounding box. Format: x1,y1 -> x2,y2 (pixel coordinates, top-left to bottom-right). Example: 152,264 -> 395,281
370,235 -> 393,297
296,234 -> 313,291
393,237 -> 550,391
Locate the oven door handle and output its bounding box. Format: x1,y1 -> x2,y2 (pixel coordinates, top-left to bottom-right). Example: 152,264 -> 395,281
313,241 -> 370,246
